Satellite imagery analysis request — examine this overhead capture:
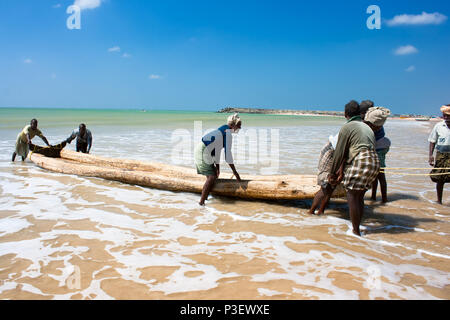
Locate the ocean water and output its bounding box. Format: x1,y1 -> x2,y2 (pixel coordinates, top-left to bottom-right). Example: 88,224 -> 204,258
0,107 -> 448,300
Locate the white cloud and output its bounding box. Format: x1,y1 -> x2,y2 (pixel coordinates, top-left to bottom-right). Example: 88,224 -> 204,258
122,53 -> 132,58
108,46 -> 121,53
149,74 -> 161,80
24,59 -> 32,64
386,12 -> 447,26
394,45 -> 418,56
51,73 -> 57,79
405,66 -> 416,72
52,4 -> 62,8
73,0 -> 102,10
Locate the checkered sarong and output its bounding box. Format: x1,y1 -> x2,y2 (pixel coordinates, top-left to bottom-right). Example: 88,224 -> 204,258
343,148 -> 380,191
317,142 -> 334,188
430,152 -> 450,183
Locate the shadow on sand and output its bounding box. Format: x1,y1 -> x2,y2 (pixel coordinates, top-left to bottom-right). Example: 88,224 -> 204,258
212,191 -> 439,235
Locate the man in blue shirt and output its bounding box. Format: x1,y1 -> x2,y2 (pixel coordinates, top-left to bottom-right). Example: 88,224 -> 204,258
195,114 -> 242,206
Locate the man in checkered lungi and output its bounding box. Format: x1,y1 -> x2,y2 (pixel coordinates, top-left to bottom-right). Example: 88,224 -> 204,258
328,101 -> 380,236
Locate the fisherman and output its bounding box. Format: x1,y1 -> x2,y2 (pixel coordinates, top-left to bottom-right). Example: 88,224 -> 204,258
12,119 -> 50,162
328,101 -> 380,236
428,105 -> 450,204
195,114 -> 242,206
66,124 -> 93,154
364,107 -> 392,203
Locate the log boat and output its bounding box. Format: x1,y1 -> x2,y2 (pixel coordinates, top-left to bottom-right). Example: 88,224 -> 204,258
29,146 -> 346,201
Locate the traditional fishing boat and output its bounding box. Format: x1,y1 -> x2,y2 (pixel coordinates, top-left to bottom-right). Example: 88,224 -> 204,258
29,145 -> 346,201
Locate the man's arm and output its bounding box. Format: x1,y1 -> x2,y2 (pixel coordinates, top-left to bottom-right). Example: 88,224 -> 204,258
428,124 -> 438,166
41,136 -> 50,146
330,127 -> 348,175
228,164 -> 241,181
66,131 -> 77,144
87,131 -> 93,153
429,142 -> 436,166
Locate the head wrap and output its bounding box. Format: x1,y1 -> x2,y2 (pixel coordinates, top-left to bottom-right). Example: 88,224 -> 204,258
441,105 -> 450,115
227,113 -> 241,127
365,107 -> 391,127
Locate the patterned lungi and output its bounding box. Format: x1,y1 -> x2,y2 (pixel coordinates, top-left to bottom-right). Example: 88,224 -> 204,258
430,152 -> 450,183
194,142 -> 217,177
343,148 -> 380,191
317,142 -> 334,188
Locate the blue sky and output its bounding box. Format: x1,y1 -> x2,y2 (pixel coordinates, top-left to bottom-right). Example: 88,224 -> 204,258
0,0 -> 449,115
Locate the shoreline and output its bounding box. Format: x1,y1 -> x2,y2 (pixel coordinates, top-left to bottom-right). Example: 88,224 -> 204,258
218,107 -> 442,121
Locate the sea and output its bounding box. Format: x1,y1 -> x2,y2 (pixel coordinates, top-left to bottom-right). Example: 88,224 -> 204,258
0,107 -> 448,300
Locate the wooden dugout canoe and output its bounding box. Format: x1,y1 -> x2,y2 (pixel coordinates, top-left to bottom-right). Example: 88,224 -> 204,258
29,148 -> 346,201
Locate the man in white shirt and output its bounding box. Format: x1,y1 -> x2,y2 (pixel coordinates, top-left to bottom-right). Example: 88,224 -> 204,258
428,105 -> 450,204
66,124 -> 93,154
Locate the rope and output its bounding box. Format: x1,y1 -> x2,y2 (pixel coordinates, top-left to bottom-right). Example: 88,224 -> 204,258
380,171 -> 449,176
379,166 -> 449,176
382,167 -> 450,170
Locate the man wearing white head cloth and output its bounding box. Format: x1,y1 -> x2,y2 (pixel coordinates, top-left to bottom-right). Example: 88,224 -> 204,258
364,106 -> 391,203
428,104 -> 450,204
194,113 -> 242,206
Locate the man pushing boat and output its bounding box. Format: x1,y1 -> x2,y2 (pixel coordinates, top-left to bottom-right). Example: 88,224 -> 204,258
195,113 -> 242,206
65,123 -> 93,154
12,119 -> 50,162
328,101 -> 380,237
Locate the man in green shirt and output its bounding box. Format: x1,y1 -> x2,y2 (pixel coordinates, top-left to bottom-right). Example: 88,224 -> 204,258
328,101 -> 380,236
12,119 -> 50,162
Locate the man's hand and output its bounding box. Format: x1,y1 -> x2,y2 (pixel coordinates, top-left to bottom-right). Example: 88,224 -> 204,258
337,172 -> 344,184
429,156 -> 435,167
328,173 -> 339,186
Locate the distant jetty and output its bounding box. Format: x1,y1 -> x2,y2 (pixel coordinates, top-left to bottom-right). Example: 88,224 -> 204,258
218,107 -> 344,117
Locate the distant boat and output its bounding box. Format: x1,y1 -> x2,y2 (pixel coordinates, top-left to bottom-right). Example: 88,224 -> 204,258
415,118 -> 431,122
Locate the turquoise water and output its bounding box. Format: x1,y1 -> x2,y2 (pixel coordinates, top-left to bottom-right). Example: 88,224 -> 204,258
0,107 -> 340,130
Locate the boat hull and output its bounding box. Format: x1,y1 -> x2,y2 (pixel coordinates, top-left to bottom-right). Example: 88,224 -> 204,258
30,150 -> 346,201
